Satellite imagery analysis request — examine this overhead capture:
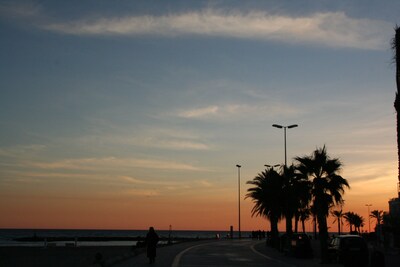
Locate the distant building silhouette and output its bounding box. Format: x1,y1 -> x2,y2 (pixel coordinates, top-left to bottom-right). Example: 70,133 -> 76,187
389,198 -> 400,218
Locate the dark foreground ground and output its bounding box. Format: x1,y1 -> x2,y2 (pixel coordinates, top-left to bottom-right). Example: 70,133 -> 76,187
1,239 -> 399,267
0,245 -> 139,267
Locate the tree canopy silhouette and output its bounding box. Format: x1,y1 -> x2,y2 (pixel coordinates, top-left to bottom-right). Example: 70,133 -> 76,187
295,146 -> 349,262
246,167 -> 283,248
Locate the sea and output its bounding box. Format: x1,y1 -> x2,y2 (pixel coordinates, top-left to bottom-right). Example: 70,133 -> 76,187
0,229 -> 253,247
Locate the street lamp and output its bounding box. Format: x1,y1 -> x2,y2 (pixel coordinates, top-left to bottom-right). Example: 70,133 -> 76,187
264,164 -> 280,170
272,124 -> 298,166
236,164 -> 242,239
366,204 -> 372,233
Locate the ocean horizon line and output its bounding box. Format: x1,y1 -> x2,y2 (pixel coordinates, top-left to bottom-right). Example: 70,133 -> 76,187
0,227 -> 251,232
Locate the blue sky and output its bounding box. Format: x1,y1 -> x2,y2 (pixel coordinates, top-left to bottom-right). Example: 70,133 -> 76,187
0,0 -> 399,230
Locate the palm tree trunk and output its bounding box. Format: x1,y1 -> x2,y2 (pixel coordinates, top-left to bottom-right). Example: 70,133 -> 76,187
301,218 -> 306,233
313,215 -> 317,239
338,219 -> 341,235
294,213 -> 299,233
270,215 -> 279,248
284,212 -> 293,253
285,212 -> 293,235
317,213 -> 329,263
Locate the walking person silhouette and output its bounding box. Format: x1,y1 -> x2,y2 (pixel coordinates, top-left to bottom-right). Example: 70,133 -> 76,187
145,227 -> 159,264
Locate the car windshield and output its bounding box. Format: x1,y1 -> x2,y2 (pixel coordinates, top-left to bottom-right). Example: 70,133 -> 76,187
341,237 -> 364,248
330,238 -> 339,246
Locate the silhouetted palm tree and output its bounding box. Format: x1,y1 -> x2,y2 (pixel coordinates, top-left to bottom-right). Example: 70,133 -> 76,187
310,205 -> 318,239
295,146 -> 350,262
331,209 -> 343,235
299,207 -> 311,233
353,213 -> 365,233
343,211 -> 364,233
246,167 -> 283,248
282,164 -> 306,236
296,178 -> 317,238
281,164 -> 311,251
343,211 -> 356,233
294,181 -> 312,233
393,26 -> 400,194
370,210 -> 384,229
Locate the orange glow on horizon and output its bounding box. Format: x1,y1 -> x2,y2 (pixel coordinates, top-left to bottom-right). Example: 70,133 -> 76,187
1,164 -> 397,232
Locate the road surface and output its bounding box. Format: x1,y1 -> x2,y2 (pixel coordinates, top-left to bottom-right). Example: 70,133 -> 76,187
113,239 -> 340,267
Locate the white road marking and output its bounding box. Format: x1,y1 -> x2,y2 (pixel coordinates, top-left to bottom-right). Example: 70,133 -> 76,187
250,242 -> 297,267
171,242 -> 213,267
173,240 -> 297,267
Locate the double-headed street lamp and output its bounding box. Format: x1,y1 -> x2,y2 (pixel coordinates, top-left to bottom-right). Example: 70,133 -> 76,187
236,164 -> 242,239
264,164 -> 280,170
272,124 -> 298,166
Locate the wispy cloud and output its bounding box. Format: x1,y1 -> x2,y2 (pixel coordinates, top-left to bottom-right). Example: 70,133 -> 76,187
118,176 -> 213,197
343,161 -> 396,183
0,144 -> 46,158
196,179 -> 213,187
178,102 -> 302,120
143,139 -> 210,150
120,176 -> 179,186
137,128 -> 211,150
40,9 -> 391,49
27,157 -> 203,172
74,124 -> 212,151
124,188 -> 160,197
120,176 -> 211,189
179,106 -> 219,118
0,1 -> 42,19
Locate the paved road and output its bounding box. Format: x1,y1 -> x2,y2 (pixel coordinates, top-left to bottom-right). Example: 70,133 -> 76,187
173,239 -> 292,267
113,239 -> 341,267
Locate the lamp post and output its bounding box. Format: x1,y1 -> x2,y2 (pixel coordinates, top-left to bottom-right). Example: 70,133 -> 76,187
264,164 -> 280,170
366,204 -> 372,233
272,124 -> 298,166
236,164 -> 242,239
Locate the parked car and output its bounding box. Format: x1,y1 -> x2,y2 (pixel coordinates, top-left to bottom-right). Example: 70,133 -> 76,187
280,233 -> 313,258
328,235 -> 369,266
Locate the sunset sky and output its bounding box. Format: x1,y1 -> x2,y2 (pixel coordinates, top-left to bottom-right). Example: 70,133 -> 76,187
1,0 -> 400,233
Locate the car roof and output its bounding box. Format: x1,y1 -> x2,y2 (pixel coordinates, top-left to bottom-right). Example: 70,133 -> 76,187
336,235 -> 363,238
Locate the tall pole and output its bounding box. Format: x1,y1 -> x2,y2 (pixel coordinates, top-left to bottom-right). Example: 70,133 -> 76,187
366,204 -> 372,233
284,127 -> 287,166
272,124 -> 298,166
236,164 -> 241,239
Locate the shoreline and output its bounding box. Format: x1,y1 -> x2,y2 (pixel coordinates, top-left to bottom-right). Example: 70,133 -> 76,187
1,237 -> 203,249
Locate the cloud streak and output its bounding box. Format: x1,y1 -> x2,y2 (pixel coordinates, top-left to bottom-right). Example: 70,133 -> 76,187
179,106 -> 219,118
41,9 -> 391,49
177,102 -> 302,120
27,157 -> 203,172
